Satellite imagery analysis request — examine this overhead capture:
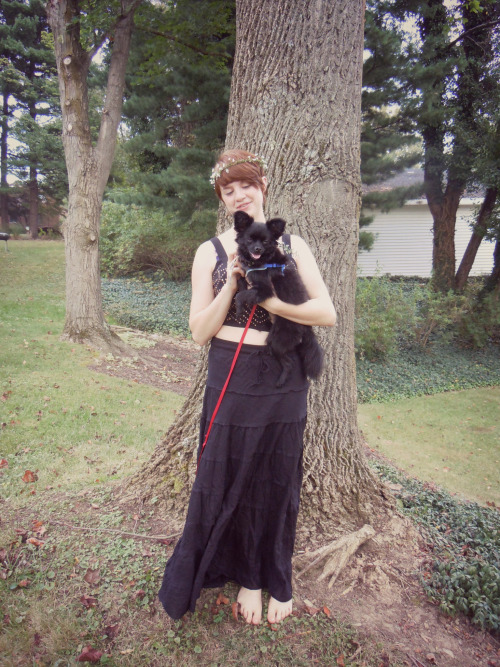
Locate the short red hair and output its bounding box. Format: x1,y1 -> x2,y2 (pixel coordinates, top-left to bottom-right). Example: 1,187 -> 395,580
213,149 -> 267,201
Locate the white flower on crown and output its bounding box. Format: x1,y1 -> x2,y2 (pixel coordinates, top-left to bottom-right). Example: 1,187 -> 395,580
210,155 -> 268,187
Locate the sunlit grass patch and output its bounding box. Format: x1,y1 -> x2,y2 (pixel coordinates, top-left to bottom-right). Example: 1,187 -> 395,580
359,386 -> 500,506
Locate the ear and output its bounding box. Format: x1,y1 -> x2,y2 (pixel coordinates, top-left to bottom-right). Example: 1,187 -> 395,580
234,210 -> 253,232
266,217 -> 286,239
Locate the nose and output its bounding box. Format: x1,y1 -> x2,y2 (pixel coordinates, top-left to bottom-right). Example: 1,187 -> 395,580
234,185 -> 246,201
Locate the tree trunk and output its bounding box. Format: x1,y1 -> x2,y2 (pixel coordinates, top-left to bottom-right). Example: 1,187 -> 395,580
126,0 -> 386,533
1,93 -> 9,233
28,166 -> 39,239
46,0 -> 138,353
455,187 -> 498,291
483,238 -> 500,295
427,179 -> 464,292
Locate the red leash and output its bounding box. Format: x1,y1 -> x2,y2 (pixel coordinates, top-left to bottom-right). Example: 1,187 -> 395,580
197,304 -> 257,474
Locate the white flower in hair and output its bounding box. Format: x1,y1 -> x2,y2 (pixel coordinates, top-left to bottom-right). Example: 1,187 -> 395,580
210,155 -> 268,187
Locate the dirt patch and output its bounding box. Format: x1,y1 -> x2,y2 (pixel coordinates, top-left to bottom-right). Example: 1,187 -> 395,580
89,327 -> 200,396
88,327 -> 500,666
294,515 -> 500,666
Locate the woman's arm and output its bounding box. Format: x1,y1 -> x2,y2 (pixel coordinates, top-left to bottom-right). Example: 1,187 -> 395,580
260,235 -> 336,327
189,242 -> 242,346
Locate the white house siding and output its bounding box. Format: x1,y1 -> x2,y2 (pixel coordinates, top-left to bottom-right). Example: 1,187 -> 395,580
357,201 -> 495,278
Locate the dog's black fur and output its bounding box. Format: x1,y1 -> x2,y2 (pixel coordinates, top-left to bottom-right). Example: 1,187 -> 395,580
233,210 -> 324,387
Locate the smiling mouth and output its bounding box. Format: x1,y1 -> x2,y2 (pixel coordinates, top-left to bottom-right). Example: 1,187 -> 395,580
250,252 -> 262,260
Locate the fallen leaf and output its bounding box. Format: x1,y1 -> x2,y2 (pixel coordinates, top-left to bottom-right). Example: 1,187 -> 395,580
103,623 -> 120,639
426,654 -> 436,664
336,655 -> 345,666
304,604 -> 320,615
26,538 -> 44,548
80,594 -> 98,609
323,606 -> 331,617
0,459 -> 8,469
22,470 -> 38,483
77,646 -> 103,663
231,601 -> 239,621
133,589 -> 146,600
216,592 -> 229,605
84,568 -> 101,586
18,579 -> 30,588
142,549 -> 153,558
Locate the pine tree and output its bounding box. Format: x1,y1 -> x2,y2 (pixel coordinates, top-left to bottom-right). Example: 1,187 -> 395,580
387,0 -> 500,291
110,0 -> 234,237
0,0 -> 66,236
360,1 -> 422,251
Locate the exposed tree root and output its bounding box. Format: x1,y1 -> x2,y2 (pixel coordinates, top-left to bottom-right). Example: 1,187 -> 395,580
61,324 -> 133,357
296,524 -> 376,587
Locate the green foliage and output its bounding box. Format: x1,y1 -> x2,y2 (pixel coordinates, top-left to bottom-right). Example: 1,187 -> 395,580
360,1 -> 423,251
102,277 -> 191,337
355,275 -> 415,359
0,0 -> 67,217
357,340 -> 500,403
411,285 -> 468,349
355,277 -> 495,361
373,462 -> 500,632
109,0 -> 234,227
100,200 -> 214,282
458,287 -> 500,348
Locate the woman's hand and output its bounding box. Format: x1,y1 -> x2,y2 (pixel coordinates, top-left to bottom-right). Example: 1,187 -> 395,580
226,253 -> 244,294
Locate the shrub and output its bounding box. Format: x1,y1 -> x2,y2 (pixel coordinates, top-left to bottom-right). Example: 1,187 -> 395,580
100,201 -> 215,281
410,284 -> 467,350
458,287 -> 500,348
355,274 -> 415,359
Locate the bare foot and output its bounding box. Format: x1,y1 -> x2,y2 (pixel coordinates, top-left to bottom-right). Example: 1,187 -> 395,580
237,587 -> 262,625
267,596 -> 293,624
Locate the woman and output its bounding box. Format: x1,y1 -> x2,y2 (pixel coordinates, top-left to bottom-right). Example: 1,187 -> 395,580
159,149 -> 336,625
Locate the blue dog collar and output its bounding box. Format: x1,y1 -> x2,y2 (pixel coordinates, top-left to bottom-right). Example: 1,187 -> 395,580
246,263 -> 286,277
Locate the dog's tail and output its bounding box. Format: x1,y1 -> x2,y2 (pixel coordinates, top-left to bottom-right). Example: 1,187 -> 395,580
298,329 -> 324,380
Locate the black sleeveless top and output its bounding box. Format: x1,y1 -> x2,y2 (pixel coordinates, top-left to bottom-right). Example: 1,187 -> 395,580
211,234 -> 293,332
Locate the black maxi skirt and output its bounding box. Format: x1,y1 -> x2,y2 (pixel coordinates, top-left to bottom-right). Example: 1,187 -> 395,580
158,337 -> 309,619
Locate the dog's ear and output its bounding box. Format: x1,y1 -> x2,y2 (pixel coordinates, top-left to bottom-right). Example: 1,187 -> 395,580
234,211 -> 253,232
266,217 -> 286,239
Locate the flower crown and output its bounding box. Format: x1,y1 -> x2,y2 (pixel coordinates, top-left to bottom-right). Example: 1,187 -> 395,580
210,154 -> 268,187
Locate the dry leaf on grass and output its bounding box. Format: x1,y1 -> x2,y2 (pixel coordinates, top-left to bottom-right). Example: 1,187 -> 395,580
77,646 -> 103,663
84,568 -> 101,586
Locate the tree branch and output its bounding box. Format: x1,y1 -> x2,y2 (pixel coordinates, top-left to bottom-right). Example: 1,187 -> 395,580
88,0 -> 144,62
446,19 -> 500,51
135,26 -> 228,59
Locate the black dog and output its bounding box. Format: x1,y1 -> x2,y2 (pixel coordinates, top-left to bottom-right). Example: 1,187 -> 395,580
233,210 -> 324,387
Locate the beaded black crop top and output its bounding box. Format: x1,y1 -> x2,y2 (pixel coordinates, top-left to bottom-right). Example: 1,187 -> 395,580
210,234 -> 294,332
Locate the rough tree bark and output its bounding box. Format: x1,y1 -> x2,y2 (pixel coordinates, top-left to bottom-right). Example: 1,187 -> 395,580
46,0 -> 142,353
126,0 -> 387,538
455,187 -> 498,291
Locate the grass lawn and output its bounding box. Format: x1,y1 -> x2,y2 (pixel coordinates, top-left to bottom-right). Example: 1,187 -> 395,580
0,241 -> 185,506
358,387 -> 500,506
0,241 -> 401,666
1,241 -> 498,664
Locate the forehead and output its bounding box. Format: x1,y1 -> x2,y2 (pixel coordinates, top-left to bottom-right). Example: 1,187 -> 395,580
220,179 -> 251,190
